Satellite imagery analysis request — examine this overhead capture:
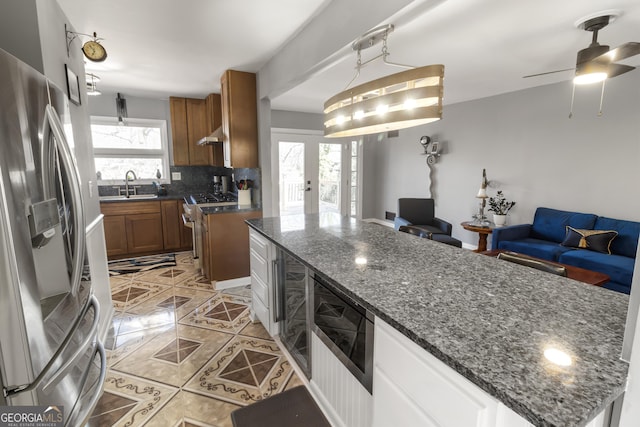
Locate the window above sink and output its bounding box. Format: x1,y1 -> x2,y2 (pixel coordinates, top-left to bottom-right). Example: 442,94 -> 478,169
91,116 -> 170,185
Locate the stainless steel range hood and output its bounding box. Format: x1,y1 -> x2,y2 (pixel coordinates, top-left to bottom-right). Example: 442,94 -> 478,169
197,126 -> 223,145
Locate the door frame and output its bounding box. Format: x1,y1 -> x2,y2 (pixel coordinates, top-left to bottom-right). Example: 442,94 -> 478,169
271,128 -> 351,217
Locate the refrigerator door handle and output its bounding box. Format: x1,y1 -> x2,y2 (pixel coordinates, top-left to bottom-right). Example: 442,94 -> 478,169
3,295 -> 99,398
41,295 -> 101,393
66,340 -> 107,427
43,104 -> 86,296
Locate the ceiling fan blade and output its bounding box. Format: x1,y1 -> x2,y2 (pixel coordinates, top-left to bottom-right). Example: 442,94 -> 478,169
522,68 -> 575,78
593,42 -> 640,63
607,63 -> 636,78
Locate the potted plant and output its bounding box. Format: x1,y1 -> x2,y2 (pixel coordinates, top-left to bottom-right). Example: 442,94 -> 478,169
488,191 -> 516,226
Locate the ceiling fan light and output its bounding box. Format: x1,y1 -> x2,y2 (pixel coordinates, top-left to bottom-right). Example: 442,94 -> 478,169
573,71 -> 607,85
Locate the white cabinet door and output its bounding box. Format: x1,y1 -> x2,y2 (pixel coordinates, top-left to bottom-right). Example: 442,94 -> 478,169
248,228 -> 278,336
373,319 -> 533,427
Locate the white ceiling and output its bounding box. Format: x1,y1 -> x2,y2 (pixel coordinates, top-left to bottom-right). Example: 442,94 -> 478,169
57,0 -> 331,99
58,0 -> 640,113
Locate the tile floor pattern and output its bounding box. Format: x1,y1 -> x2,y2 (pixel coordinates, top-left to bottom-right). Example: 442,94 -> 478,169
89,252 -> 302,427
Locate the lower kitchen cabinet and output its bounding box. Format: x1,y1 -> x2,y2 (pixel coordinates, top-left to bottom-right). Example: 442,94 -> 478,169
200,210 -> 262,282
103,215 -> 127,257
101,200 -> 192,260
248,228 -> 278,336
125,213 -> 164,254
161,199 -> 192,250
373,318 -> 531,427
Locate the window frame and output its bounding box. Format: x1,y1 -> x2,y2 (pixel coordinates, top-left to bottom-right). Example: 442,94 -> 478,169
91,116 -> 170,185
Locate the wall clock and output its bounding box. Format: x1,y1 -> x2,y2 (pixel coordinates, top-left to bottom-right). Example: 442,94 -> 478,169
82,40 -> 107,62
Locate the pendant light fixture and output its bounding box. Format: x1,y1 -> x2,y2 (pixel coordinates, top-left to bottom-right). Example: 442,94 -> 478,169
324,24 -> 444,138
116,93 -> 128,125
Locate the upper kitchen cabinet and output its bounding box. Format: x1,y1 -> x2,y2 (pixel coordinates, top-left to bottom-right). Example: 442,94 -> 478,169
220,70 -> 258,168
170,97 -> 213,166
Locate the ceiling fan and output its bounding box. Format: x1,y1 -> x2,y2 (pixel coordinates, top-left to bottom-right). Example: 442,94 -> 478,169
523,13 -> 640,85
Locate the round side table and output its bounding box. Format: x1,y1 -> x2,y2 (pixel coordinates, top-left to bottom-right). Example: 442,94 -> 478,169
461,221 -> 495,252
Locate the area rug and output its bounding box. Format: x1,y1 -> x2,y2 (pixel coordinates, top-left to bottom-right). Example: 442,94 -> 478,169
108,253 -> 176,276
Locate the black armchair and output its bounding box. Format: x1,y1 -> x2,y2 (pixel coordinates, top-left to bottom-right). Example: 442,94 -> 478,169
393,198 -> 452,235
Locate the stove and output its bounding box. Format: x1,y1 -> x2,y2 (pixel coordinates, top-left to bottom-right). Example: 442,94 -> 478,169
189,192 -> 237,205
185,193 -> 238,270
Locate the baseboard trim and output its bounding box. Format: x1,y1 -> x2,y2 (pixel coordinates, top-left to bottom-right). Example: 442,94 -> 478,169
462,242 -> 477,250
362,218 -> 394,228
215,276 -> 251,290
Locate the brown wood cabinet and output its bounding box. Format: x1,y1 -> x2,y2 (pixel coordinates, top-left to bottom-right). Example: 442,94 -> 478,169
170,97 -> 215,166
101,200 -> 192,260
220,70 -> 258,168
103,215 -> 127,257
125,213 -> 164,254
200,209 -> 262,281
161,199 -> 193,250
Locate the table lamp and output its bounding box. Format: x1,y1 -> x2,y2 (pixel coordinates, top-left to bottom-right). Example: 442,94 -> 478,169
475,169 -> 489,225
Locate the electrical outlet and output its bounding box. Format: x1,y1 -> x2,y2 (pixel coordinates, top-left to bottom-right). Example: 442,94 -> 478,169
171,172 -> 181,181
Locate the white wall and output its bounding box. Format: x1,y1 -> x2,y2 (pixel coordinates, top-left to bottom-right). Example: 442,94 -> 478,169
367,70 -> 640,246
34,0 -> 102,223
271,110 -> 323,131
88,90 -> 171,121
0,0 -> 43,73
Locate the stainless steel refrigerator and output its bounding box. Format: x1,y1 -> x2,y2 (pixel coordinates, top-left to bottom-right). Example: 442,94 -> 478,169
0,48 -> 106,425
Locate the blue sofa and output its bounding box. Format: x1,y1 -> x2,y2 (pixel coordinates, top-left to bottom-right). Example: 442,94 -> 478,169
491,207 -> 639,294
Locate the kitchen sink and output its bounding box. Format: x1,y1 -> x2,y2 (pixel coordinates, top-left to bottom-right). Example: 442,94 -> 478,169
99,194 -> 158,201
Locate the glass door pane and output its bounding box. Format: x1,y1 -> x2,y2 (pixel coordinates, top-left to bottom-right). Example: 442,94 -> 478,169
318,143 -> 342,214
279,142 -> 305,216
279,249 -> 310,377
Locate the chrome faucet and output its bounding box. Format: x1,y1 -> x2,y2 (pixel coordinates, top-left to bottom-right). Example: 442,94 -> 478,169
124,170 -> 137,198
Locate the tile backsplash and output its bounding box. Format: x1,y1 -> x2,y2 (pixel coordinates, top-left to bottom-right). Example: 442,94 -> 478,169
98,165 -> 261,204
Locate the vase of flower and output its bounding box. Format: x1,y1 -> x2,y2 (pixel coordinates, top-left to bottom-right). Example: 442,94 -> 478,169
488,191 -> 515,226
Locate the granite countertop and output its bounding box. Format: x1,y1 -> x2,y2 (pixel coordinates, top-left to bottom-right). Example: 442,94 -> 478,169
98,194 -> 186,203
246,213 -> 629,427
200,204 -> 261,215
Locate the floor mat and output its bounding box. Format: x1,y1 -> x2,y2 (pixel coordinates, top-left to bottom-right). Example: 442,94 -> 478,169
108,253 -> 176,276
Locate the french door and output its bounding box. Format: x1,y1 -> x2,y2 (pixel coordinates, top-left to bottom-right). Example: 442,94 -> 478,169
273,131 -> 354,217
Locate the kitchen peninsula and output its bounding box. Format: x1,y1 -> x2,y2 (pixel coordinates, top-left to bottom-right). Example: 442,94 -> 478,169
246,213 -> 629,427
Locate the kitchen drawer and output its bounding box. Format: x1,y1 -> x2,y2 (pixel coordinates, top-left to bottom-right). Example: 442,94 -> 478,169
100,200 -> 160,216
251,271 -> 269,308
249,247 -> 269,284
252,292 -> 270,331
249,229 -> 269,260
374,320 -> 497,427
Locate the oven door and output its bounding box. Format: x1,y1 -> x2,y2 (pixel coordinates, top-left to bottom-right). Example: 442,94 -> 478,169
312,273 -> 374,393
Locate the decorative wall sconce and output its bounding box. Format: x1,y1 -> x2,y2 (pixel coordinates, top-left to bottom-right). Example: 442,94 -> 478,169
65,24 -> 108,62
419,135 -> 441,165
86,73 -> 101,96
116,93 -> 128,124
419,136 -> 443,199
323,24 -> 444,138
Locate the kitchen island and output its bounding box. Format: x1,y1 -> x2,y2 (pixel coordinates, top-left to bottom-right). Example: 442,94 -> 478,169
246,213 -> 629,427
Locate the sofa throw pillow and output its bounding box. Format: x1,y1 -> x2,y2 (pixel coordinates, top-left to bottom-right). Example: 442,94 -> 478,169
561,226 -> 618,254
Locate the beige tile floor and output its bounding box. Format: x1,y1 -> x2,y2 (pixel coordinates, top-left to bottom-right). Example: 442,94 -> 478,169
89,252 -> 302,427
